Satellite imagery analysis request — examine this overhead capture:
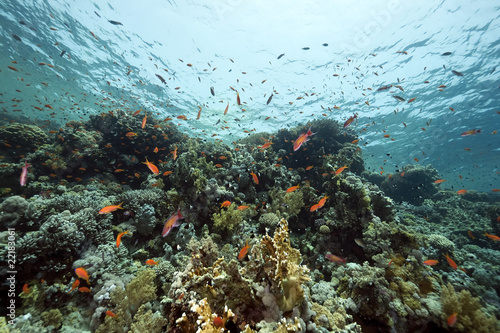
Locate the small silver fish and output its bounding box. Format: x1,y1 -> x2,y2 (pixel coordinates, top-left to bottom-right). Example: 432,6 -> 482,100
393,95 -> 405,102
354,238 -> 366,248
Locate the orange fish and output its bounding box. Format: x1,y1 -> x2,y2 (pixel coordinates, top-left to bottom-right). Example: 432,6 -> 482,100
286,185 -> 300,193
220,200 -> 231,208
196,106 -> 202,120
145,259 -> 158,266
351,139 -> 359,144
433,179 -> 446,184
126,132 -> 137,137
238,240 -> 251,261
447,312 -> 457,327
116,230 -> 130,248
259,141 -> 273,150
78,287 -> 91,293
224,102 -> 229,115
293,126 -> 315,151
491,189 -> 500,192
335,165 -> 348,175
407,97 -> 416,103
99,202 -> 124,214
162,208 -> 184,237
236,92 -> 241,105
141,114 -> 147,129
132,109 -> 142,116
423,259 -> 439,266
461,129 -> 480,136
213,316 -> 224,328
163,171 -> 173,176
172,147 -> 178,161
318,195 -> 329,207
306,165 -> 314,170
343,114 -> 357,128
106,310 -> 117,318
153,147 -> 159,153
310,195 -> 329,212
325,253 -> 347,265
484,233 -> 500,241
237,205 -> 249,210
142,158 -> 159,175
456,189 -> 467,195
75,267 -> 90,284
468,230 -> 476,239
443,253 -> 457,270
250,171 -> 259,184
22,283 -> 30,294
69,279 -> 80,293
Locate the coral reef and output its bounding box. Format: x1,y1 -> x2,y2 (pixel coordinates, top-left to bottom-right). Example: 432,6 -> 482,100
1,116 -> 499,333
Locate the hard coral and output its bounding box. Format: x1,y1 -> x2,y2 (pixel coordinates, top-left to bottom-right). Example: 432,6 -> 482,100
440,283 -> 499,332
260,218 -> 310,312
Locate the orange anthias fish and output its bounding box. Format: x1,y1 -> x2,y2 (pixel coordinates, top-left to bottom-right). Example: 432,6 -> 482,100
78,287 -> 91,293
236,92 -> 241,105
106,310 -> 117,318
75,267 -> 90,284
259,141 -> 273,150
238,240 -> 251,261
484,233 -> 500,241
286,185 -> 300,193
461,129 -> 480,136
22,283 -> 30,294
311,195 -> 329,212
142,158 -> 159,175
335,165 -> 348,175
443,253 -> 457,270
224,102 -> 229,115
433,179 -> 446,184
162,208 -> 184,237
213,316 -> 224,328
423,259 -> 439,266
447,312 -> 458,327
69,279 -> 80,293
116,230 -> 130,248
468,230 -> 476,239
220,200 -> 231,208
237,205 -> 249,210
172,147 -> 178,161
457,189 -> 467,195
145,259 -> 159,266
250,171 -> 259,184
325,253 -> 347,265
343,114 -> 357,128
99,202 -> 124,214
293,126 -> 316,151
141,114 -> 147,129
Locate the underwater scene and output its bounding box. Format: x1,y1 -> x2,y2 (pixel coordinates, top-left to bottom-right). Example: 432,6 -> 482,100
1,0 -> 499,332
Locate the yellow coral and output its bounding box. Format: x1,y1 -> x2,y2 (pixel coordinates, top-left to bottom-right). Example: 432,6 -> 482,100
212,203 -> 243,233
259,219 -> 310,312
440,283 -> 499,332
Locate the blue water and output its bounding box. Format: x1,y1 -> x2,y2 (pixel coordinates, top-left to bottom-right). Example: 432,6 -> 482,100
1,0 -> 499,192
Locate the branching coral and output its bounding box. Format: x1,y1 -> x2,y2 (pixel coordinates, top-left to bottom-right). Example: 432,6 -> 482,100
176,298 -> 234,332
95,269 -> 158,333
440,283 -> 499,332
212,203 -> 243,233
259,218 -> 310,312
